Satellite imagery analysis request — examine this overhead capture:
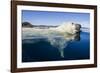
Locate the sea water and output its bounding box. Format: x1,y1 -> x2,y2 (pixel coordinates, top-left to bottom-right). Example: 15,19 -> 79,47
22,31 -> 90,62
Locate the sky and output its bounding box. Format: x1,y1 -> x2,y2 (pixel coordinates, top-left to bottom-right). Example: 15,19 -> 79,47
22,10 -> 90,28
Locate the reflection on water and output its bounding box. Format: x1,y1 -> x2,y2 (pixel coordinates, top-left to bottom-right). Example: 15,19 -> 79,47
22,28 -> 90,62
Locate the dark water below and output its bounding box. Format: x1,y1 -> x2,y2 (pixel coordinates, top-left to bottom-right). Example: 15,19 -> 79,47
22,32 -> 90,62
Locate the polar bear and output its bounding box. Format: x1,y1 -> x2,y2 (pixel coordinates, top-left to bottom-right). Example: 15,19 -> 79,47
55,22 -> 81,34
22,22 -> 81,58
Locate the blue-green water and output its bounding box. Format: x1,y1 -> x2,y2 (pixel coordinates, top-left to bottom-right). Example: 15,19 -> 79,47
22,31 -> 90,62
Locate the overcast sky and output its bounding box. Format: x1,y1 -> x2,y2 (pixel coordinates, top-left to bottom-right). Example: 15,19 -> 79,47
22,10 -> 90,28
